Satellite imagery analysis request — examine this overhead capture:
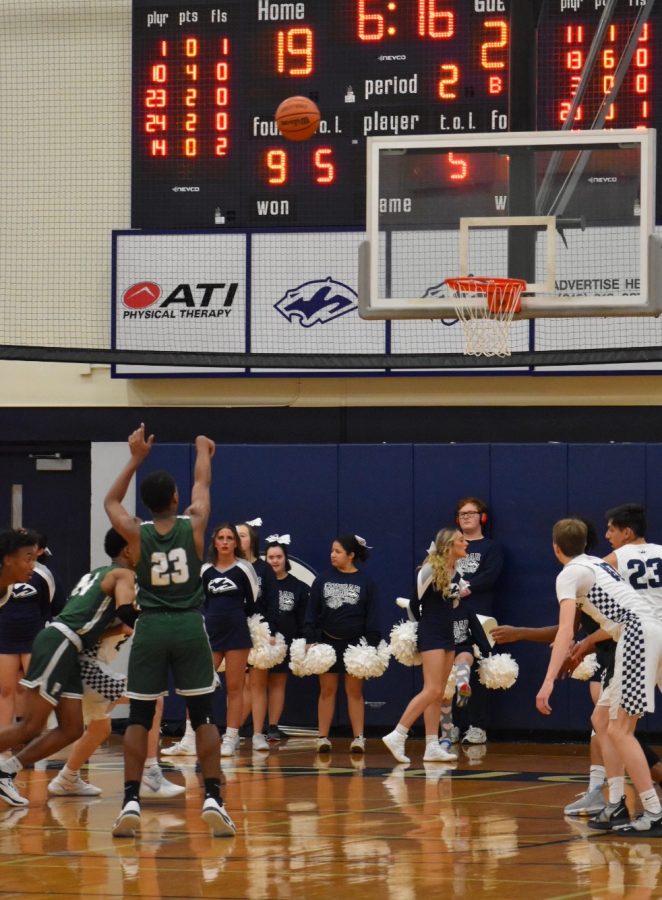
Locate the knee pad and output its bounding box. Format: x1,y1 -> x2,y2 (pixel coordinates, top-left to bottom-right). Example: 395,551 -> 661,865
127,699 -> 156,731
186,693 -> 215,731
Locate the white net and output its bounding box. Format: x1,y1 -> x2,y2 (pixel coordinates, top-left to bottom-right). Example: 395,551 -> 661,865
444,277 -> 526,358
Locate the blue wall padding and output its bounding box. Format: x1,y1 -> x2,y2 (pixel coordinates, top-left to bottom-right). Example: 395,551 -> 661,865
141,442 -> 662,735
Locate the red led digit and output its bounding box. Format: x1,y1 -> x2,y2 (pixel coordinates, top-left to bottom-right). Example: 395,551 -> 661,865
185,87 -> 197,107
185,112 -> 197,133
357,0 -> 384,41
184,137 -> 197,157
448,153 -> 467,181
481,20 -> 508,70
314,148 -> 335,184
566,49 -> 583,70
437,64 -> 459,100
276,27 -> 314,75
418,1 -> 454,39
145,88 -> 167,108
266,150 -> 287,185
186,63 -> 198,80
150,139 -> 167,156
185,37 -> 198,57
151,64 -> 167,82
215,136 -> 228,157
602,48 -> 615,69
216,62 -> 228,81
145,113 -> 166,133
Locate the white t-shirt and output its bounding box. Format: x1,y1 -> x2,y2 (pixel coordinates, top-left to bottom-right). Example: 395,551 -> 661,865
612,543 -> 662,614
556,553 -> 656,638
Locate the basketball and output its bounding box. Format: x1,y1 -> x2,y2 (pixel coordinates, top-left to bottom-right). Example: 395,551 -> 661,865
275,96 -> 320,142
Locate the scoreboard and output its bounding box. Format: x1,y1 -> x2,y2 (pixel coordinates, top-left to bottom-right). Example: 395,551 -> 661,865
131,0 -> 660,229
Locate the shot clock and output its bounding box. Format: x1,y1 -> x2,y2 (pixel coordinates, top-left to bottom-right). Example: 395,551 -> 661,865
131,0 -> 659,229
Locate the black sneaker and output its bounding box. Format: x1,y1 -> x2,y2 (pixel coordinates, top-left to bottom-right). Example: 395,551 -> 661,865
266,726 -> 287,742
587,796 -> 629,831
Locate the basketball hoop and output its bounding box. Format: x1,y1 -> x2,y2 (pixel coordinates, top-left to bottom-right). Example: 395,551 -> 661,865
444,277 -> 527,358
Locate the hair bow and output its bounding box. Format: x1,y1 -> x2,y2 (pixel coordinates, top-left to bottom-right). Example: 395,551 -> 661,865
355,534 -> 373,549
427,541 -> 436,554
265,533 -> 291,545
245,517 -> 262,528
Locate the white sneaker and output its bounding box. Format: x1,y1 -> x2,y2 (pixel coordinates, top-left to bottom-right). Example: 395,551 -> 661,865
141,764 -> 185,800
221,734 -> 240,757
564,786 -> 607,817
383,730 -> 410,764
252,733 -> 269,752
316,736 -> 332,752
48,773 -> 102,797
112,800 -> 141,838
201,797 -> 237,836
462,726 -> 487,745
449,726 -> 461,744
162,735 -> 196,756
350,735 -> 366,753
0,775 -> 27,807
423,742 -> 457,762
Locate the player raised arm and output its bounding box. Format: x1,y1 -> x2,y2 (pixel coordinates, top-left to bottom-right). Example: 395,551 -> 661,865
185,435 -> 215,558
104,423 -> 154,554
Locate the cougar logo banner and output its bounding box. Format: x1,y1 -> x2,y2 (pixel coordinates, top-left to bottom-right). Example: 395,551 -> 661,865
274,277 -> 358,327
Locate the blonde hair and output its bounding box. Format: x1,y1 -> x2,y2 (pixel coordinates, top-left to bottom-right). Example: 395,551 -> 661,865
424,528 -> 460,596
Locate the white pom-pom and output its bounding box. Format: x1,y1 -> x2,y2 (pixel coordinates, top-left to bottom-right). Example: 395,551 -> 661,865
343,639 -> 390,679
443,665 -> 457,701
246,614 -> 287,670
289,638 -> 336,676
478,653 -> 519,690
571,653 -> 599,681
389,620 -> 421,666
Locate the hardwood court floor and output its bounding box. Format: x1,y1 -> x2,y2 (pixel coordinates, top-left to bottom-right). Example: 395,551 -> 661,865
0,736 -> 660,899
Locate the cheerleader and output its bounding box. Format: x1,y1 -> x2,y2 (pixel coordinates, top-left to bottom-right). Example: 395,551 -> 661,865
259,535 -> 309,741
202,523 -> 258,757
236,520 -> 279,751
304,534 -> 381,754
383,528 -> 468,765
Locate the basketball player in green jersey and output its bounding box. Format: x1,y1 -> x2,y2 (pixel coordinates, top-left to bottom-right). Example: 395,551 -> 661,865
105,424 -> 235,838
0,528 -> 137,807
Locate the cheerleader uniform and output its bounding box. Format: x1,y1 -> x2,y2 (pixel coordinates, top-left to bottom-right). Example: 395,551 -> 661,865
413,564 -> 458,652
270,573 -> 309,674
304,568 -> 380,674
252,557 -> 280,633
202,560 -> 259,652
0,562 -> 57,655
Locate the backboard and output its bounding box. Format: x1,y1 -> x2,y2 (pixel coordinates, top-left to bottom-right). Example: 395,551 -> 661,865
359,128 -> 661,320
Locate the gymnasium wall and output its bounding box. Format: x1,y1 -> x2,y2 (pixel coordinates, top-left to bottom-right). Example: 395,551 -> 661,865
137,440 -> 662,737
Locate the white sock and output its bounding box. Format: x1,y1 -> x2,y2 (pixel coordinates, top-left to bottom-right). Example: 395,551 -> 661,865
1,756 -> 23,775
425,734 -> 438,745
640,788 -> 662,815
588,765 -> 606,792
395,724 -> 408,737
144,757 -> 158,769
608,776 -> 625,804
225,727 -> 239,740
184,720 -> 195,739
61,764 -> 79,780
